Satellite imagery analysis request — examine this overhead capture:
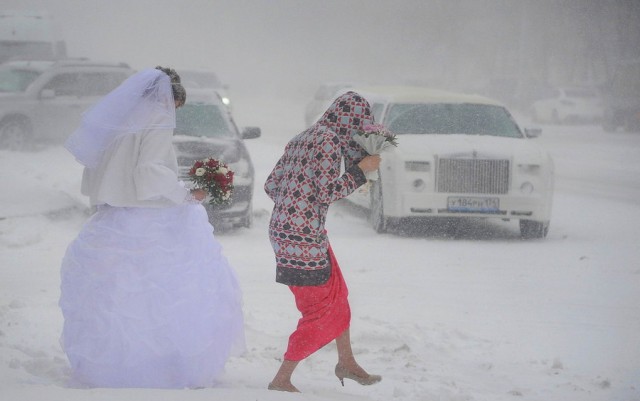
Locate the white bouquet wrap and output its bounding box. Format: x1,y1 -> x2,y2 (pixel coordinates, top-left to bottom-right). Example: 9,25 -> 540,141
352,124 -> 398,181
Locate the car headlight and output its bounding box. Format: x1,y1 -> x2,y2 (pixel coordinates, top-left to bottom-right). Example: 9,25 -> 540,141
518,164 -> 540,174
405,161 -> 430,172
229,158 -> 251,179
520,182 -> 535,194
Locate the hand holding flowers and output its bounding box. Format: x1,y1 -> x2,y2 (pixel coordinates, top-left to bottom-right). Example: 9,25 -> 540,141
188,158 -> 234,206
352,123 -> 398,180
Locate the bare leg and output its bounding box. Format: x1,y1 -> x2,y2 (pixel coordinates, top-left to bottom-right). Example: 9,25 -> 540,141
335,328 -> 369,377
268,359 -> 300,392
335,328 -> 382,386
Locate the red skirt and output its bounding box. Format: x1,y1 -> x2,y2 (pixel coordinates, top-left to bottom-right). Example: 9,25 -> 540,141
284,244 -> 350,361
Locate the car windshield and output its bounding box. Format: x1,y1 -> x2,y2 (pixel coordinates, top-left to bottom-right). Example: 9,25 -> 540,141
385,103 -> 523,138
179,71 -> 222,89
175,103 -> 235,139
0,68 -> 42,92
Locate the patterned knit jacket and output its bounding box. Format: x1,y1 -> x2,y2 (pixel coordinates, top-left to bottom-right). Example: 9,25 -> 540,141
264,92 -> 373,286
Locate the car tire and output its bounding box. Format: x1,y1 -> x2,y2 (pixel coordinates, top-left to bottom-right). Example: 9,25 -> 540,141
519,219 -> 549,239
0,117 -> 32,150
369,179 -> 388,233
240,201 -> 253,228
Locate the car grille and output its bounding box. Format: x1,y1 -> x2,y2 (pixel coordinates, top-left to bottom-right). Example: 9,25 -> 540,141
436,158 -> 510,194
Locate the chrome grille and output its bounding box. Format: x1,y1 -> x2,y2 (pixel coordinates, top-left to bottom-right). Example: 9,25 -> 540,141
437,158 -> 509,194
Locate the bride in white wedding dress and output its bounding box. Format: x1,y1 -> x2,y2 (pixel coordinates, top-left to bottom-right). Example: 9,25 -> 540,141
59,67 -> 245,388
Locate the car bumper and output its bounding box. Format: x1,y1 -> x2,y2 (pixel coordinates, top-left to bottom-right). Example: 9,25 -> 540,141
203,183 -> 252,220
387,191 -> 552,222
179,169 -> 253,223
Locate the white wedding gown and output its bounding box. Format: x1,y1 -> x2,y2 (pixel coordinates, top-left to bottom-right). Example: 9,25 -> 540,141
59,203 -> 245,388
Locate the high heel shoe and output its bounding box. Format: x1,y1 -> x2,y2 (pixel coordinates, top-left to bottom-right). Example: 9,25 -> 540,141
268,382 -> 301,392
335,364 -> 382,386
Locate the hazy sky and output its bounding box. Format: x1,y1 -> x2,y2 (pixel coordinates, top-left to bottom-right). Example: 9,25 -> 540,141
6,0 -> 435,97
3,0 -> 638,102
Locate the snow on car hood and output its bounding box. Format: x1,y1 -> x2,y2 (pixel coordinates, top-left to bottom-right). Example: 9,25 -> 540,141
390,134 -> 549,164
172,134 -> 244,163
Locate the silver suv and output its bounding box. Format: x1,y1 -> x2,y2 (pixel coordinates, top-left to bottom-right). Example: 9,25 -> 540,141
0,59 -> 134,149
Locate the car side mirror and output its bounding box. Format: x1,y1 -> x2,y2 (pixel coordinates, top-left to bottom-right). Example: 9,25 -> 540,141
524,127 -> 542,138
241,127 -> 261,139
40,89 -> 55,99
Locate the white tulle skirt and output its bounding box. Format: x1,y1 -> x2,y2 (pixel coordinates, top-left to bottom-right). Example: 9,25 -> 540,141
59,204 -> 245,388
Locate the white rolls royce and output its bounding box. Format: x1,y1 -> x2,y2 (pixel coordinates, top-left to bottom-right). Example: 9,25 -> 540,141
347,86 -> 554,239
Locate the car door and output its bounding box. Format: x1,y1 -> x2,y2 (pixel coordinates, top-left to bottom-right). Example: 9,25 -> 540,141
77,71 -> 128,103
32,71 -> 86,141
32,70 -> 129,141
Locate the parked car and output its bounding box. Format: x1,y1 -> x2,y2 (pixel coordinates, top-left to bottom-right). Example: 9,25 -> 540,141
0,59 -> 134,149
173,88 -> 260,229
601,59 -> 640,132
347,86 -> 554,239
530,86 -> 603,124
0,10 -> 67,63
178,69 -> 232,110
304,82 -> 360,126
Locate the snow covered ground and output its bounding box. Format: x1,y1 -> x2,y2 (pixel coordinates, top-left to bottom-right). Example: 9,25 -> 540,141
1,105 -> 639,401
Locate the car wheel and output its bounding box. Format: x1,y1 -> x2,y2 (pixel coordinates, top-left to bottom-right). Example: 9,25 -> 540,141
0,118 -> 31,150
519,219 -> 549,239
240,201 -> 253,228
203,204 -> 223,232
369,179 -> 388,233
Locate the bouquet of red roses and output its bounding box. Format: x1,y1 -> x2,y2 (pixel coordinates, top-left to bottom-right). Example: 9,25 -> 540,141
188,158 -> 234,206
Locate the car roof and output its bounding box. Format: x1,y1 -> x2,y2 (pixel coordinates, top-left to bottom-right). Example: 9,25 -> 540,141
0,58 -> 132,72
348,85 -> 505,107
179,68 -> 219,78
184,88 -> 226,106
178,69 -> 223,88
0,60 -> 55,71
52,59 -> 132,69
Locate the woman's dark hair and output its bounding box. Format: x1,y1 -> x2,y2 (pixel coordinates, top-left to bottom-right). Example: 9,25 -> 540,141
155,66 -> 187,106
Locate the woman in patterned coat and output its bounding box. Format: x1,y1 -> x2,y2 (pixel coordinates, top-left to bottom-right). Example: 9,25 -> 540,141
264,91 -> 382,392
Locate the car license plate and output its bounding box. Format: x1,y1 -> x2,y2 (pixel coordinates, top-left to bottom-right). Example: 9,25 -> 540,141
447,196 -> 499,213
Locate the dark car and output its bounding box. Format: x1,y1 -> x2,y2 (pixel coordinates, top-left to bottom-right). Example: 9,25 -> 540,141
178,69 -> 232,110
173,88 -> 260,229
